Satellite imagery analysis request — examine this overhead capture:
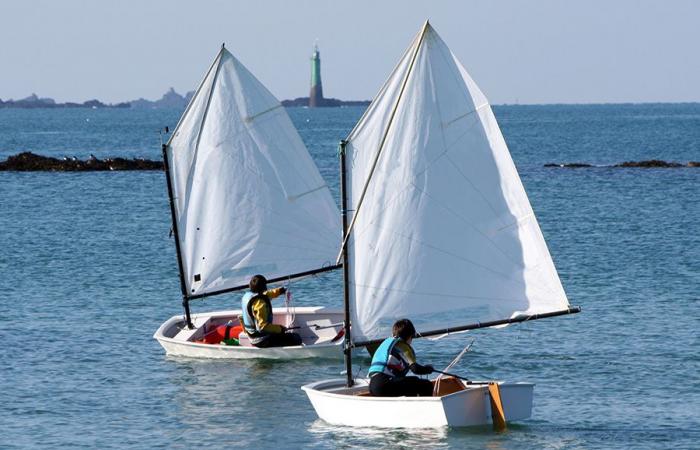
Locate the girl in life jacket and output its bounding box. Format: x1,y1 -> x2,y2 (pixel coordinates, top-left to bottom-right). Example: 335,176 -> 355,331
241,274 -> 302,348
368,318 -> 434,397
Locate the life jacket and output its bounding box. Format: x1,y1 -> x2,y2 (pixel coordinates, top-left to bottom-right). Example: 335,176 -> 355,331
368,337 -> 410,378
241,291 -> 273,344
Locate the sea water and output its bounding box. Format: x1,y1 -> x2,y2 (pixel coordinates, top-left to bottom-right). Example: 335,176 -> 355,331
0,104 -> 698,449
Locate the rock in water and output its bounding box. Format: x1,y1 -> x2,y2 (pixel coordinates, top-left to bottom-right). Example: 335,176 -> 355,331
615,160 -> 683,168
0,152 -> 163,171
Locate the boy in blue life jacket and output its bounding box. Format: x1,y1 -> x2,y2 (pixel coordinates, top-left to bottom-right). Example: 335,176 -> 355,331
240,274 -> 302,348
368,318 -> 434,397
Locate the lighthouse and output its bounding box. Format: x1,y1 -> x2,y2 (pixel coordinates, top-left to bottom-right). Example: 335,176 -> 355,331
309,44 -> 324,107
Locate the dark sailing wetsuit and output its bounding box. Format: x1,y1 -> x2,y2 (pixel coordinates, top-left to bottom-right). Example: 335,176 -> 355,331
368,337 -> 433,397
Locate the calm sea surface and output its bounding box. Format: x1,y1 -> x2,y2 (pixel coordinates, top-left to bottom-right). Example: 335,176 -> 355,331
0,104 -> 698,449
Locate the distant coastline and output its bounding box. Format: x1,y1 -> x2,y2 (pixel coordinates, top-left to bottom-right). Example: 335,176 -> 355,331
0,88 -> 369,110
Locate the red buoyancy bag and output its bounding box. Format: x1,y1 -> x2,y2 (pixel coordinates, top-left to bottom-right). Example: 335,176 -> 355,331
195,324 -> 244,344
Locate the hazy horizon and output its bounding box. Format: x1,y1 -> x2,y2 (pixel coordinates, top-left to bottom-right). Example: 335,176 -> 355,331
2,0 -> 699,105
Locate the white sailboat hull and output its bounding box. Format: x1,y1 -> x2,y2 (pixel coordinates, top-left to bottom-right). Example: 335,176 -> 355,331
302,378 -> 534,428
154,307 -> 344,359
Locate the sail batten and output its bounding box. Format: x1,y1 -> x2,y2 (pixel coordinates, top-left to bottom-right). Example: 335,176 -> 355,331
166,48 -> 341,298
344,24 -> 570,342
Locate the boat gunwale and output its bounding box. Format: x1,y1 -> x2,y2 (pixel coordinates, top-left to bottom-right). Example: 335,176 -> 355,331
302,378 -> 535,402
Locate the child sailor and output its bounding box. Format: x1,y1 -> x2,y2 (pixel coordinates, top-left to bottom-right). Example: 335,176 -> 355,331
368,319 -> 434,396
241,274 -> 302,347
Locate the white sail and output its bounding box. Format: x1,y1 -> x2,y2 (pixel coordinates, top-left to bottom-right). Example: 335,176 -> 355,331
166,47 -> 340,297
344,23 -> 570,342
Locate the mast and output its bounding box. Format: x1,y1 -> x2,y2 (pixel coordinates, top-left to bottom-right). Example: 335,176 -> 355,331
339,139 -> 353,387
162,143 -> 194,329
161,48 -> 225,329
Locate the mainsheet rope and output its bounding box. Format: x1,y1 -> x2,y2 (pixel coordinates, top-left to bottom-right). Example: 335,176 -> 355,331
284,277 -> 296,328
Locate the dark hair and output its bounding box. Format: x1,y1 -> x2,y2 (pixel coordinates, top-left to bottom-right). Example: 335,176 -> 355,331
392,319 -> 416,341
249,274 -> 268,294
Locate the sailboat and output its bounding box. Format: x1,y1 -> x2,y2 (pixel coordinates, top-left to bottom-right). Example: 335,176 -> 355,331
154,45 -> 345,359
302,22 -> 580,426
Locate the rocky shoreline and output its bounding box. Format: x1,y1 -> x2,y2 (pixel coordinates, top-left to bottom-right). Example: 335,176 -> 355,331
2,153 -> 698,172
0,152 -> 162,171
545,160 -> 699,168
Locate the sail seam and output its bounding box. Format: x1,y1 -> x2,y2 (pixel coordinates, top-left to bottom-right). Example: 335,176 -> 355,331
343,138 -> 547,282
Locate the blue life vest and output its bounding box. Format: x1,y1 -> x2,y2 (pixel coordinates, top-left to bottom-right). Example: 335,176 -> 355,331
368,337 -> 410,378
241,291 -> 272,343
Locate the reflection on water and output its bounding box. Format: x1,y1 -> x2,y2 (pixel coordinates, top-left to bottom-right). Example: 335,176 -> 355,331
309,421 -> 450,449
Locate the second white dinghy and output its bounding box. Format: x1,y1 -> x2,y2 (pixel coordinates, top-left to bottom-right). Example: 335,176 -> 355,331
302,22 -> 580,427
154,45 -> 344,359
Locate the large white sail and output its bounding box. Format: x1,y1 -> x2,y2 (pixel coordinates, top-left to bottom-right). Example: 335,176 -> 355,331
166,47 -> 340,297
344,24 -> 570,342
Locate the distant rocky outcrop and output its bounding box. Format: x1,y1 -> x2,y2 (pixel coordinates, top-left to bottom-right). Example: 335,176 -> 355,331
0,152 -> 162,171
129,87 -> 195,109
281,96 -> 370,107
545,160 -> 699,168
0,93 -> 129,109
1,89 -> 367,109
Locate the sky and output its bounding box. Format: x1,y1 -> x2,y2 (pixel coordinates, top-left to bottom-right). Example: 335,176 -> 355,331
1,0 -> 699,105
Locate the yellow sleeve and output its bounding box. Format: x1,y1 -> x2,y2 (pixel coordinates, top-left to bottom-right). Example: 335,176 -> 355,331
264,287 -> 285,299
394,341 -> 417,365
251,298 -> 284,334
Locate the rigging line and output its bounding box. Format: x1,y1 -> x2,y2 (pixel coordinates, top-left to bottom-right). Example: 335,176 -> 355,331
335,21 -> 431,265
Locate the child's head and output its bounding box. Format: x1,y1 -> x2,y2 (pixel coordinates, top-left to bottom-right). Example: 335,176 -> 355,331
249,274 -> 268,294
392,319 -> 416,342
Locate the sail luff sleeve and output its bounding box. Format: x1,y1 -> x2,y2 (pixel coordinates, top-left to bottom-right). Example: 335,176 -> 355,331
167,48 -> 225,147
335,22 -> 430,265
